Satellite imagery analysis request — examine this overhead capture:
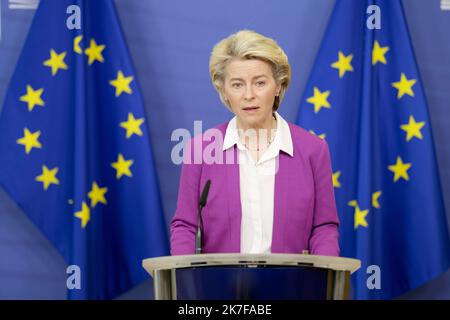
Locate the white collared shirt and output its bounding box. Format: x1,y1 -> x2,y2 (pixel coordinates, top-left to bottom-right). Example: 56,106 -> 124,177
222,112 -> 294,254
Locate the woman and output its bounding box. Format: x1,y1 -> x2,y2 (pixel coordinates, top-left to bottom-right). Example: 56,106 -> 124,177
170,30 -> 339,256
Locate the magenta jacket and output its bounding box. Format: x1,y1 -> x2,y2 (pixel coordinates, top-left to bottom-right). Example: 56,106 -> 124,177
170,121 -> 340,256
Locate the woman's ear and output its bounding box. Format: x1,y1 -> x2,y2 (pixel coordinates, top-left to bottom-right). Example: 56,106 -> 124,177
221,88 -> 228,102
223,93 -> 229,102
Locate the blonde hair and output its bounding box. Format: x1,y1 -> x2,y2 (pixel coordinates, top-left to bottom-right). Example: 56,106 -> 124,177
209,30 -> 291,111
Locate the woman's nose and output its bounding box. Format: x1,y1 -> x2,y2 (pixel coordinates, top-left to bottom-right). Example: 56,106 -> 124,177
243,85 -> 255,101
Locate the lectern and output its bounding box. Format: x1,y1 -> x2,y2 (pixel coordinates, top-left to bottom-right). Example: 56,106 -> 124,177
143,254 -> 360,300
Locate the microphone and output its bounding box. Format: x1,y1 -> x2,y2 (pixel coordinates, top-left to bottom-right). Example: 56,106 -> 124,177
196,180 -> 211,254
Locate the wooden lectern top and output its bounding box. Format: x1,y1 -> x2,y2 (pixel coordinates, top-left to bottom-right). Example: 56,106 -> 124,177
143,253 -> 361,277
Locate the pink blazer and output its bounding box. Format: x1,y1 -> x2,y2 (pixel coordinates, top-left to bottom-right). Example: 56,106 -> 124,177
170,121 -> 340,256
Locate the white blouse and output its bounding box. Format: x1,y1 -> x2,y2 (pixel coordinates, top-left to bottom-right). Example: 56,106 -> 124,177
222,112 -> 293,253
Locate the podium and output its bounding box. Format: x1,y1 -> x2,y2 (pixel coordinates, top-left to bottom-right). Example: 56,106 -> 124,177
142,253 -> 360,300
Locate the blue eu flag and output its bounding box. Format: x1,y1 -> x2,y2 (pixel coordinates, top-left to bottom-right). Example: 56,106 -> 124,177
0,0 -> 169,299
296,0 -> 450,299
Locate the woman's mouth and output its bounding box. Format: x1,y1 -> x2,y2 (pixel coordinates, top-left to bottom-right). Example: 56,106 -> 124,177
242,106 -> 260,113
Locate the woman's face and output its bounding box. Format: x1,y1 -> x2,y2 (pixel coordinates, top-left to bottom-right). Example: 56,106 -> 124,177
222,59 -> 281,129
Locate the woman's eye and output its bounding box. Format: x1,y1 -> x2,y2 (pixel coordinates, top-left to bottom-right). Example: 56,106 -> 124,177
256,81 -> 265,86
231,83 -> 242,88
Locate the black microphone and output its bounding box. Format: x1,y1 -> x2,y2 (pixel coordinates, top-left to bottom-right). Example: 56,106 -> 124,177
196,180 -> 211,254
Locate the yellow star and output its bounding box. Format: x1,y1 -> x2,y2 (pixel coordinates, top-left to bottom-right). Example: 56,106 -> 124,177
388,156 -> 412,182
348,200 -> 369,229
354,205 -> 369,229
20,85 -> 45,112
332,171 -> 341,188
84,38 -> 105,65
74,201 -> 91,228
88,182 -> 108,208
110,71 -> 133,97
74,35 -> 83,54
35,165 -> 59,190
306,87 -> 331,113
331,51 -> 353,78
309,130 -> 326,140
400,115 -> 425,142
372,191 -> 382,209
120,113 -> 144,139
348,200 -> 357,208
392,73 -> 416,99
111,153 -> 134,179
372,40 -> 390,65
17,128 -> 42,154
43,49 -> 68,76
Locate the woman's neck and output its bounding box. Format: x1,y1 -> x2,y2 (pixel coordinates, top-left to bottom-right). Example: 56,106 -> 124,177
236,113 -> 276,131
237,113 -> 277,151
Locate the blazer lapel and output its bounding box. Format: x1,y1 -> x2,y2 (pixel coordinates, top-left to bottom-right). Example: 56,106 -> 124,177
271,152 -> 289,252
226,145 -> 241,252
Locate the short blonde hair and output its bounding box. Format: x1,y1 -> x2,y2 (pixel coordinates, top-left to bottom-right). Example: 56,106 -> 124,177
209,30 -> 291,111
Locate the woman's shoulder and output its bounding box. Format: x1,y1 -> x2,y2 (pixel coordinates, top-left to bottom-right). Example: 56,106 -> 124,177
214,122 -> 229,133
181,122 -> 229,163
286,121 -> 328,155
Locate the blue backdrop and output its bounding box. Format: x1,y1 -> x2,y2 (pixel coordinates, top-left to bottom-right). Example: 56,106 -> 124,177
0,0 -> 449,299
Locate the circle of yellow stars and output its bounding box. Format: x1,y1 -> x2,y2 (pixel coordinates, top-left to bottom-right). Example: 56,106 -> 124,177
16,35 -> 147,229
304,38 -> 426,230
